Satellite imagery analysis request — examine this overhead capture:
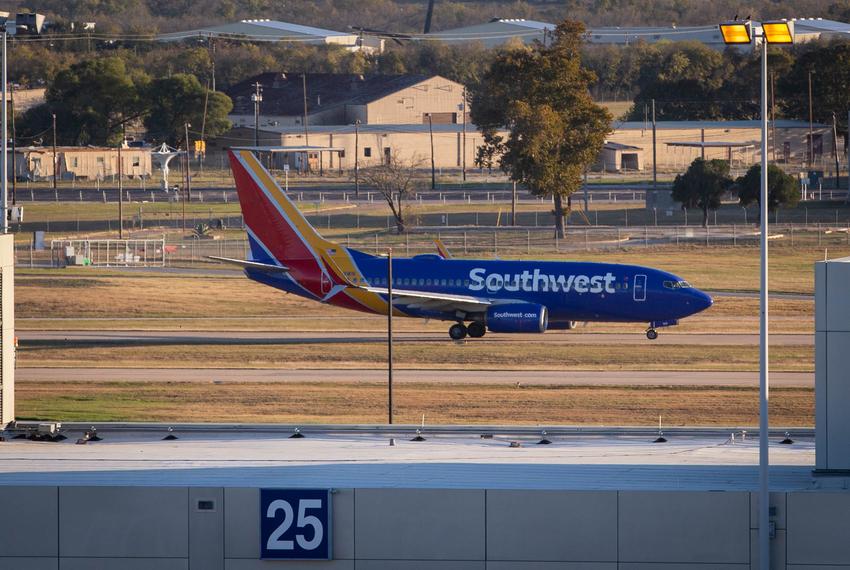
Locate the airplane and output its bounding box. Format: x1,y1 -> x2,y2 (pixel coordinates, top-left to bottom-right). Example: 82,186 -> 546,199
212,149 -> 713,341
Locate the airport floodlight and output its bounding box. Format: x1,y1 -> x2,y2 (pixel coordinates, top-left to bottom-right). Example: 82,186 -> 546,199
762,20 -> 794,44
723,14 -> 795,570
719,21 -> 752,44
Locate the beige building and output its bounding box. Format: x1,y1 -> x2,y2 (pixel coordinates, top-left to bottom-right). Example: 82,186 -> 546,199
15,146 -> 152,181
227,73 -> 466,129
607,120 -> 839,174
221,119 -> 838,176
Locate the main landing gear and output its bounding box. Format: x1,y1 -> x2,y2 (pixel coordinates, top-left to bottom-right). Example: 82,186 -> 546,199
448,322 -> 486,340
646,328 -> 658,340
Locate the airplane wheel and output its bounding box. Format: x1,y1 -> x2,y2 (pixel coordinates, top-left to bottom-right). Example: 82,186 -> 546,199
467,322 -> 486,338
646,329 -> 658,340
449,323 -> 468,340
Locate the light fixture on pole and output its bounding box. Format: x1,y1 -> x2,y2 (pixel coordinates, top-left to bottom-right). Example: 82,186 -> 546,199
250,82 -> 262,147
719,18 -> 793,570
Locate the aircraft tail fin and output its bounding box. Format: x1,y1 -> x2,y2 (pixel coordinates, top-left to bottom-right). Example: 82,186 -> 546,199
229,149 -> 358,297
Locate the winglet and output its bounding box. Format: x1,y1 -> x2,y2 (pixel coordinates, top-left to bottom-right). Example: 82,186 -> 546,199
434,238 -> 453,259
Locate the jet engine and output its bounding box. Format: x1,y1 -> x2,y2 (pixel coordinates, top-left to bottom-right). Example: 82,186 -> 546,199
486,303 -> 548,333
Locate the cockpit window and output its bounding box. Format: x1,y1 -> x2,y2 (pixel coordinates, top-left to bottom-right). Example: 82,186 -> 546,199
663,280 -> 693,289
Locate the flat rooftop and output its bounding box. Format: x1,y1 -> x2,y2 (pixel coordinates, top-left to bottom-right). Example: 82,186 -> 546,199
0,426 -> 826,491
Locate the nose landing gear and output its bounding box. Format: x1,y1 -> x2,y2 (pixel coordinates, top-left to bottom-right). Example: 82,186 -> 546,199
646,328 -> 658,340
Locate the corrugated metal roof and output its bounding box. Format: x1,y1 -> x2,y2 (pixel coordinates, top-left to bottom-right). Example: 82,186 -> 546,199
227,73 -> 442,118
158,19 -> 354,42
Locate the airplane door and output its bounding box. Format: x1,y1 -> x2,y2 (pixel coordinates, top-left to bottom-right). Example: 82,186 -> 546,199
633,274 -> 647,302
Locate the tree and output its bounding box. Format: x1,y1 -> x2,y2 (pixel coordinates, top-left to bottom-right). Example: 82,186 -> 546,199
735,163 -> 800,216
781,42 -> 850,132
45,56 -> 148,145
470,20 -> 611,238
358,153 -> 422,234
143,74 -> 232,146
671,158 -> 732,227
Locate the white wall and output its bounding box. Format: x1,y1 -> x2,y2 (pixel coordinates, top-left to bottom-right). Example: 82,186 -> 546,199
1,486 -> 849,569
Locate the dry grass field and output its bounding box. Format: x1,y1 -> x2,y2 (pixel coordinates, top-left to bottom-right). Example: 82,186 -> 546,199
14,381 -> 813,426
13,244 -> 826,425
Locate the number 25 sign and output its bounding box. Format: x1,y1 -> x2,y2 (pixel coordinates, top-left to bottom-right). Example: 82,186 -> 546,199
260,489 -> 332,560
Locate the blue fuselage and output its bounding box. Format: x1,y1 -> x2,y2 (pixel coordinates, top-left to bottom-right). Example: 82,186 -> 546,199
250,248 -> 713,326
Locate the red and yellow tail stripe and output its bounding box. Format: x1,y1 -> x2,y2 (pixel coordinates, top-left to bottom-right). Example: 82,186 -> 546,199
229,149 -> 398,315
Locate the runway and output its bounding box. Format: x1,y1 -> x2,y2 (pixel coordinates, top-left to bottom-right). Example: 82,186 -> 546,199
16,367 -> 813,387
17,330 -> 813,346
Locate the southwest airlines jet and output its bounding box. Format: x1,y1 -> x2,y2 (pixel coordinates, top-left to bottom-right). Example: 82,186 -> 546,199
215,150 -> 713,340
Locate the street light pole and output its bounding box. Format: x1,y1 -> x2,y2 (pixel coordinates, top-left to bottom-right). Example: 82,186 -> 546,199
251,82 -> 262,147
720,20 -> 794,570
52,113 -> 57,191
758,32 -> 770,570
387,247 -> 394,425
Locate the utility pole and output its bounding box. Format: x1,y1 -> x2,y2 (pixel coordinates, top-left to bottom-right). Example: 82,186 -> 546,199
209,36 -> 216,92
302,73 -> 310,173
118,134 -> 123,239
1,28 -> 7,234
387,248 -> 394,425
251,82 -> 262,147
184,123 -> 192,203
651,99 -> 657,192
51,113 -> 57,191
10,85 -> 15,204
808,70 -> 814,169
770,72 -> 777,162
354,119 -> 360,198
426,113 -> 436,190
511,181 -> 517,226
832,113 -> 840,187
302,73 -> 309,146
461,87 -> 467,182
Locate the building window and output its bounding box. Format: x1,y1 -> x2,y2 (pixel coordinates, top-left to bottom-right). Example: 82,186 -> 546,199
71,157 -> 78,167
783,142 -> 791,164
364,147 -> 372,157
132,157 -> 140,167
96,157 -> 105,165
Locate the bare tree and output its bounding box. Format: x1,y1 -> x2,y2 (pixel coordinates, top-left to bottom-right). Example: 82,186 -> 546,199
358,153 -> 423,234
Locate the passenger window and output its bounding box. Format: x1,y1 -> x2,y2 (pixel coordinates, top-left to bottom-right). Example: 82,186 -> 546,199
426,279 -> 432,286
464,279 -> 470,286
440,279 -> 447,286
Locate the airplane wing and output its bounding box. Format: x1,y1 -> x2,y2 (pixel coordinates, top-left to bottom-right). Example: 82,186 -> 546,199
359,285 -> 492,313
208,256 -> 290,273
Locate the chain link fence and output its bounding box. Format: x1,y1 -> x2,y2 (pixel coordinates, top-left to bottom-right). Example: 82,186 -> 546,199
17,224 -> 848,268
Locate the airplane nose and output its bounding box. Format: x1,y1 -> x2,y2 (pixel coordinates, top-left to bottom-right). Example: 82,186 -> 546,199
695,289 -> 713,312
